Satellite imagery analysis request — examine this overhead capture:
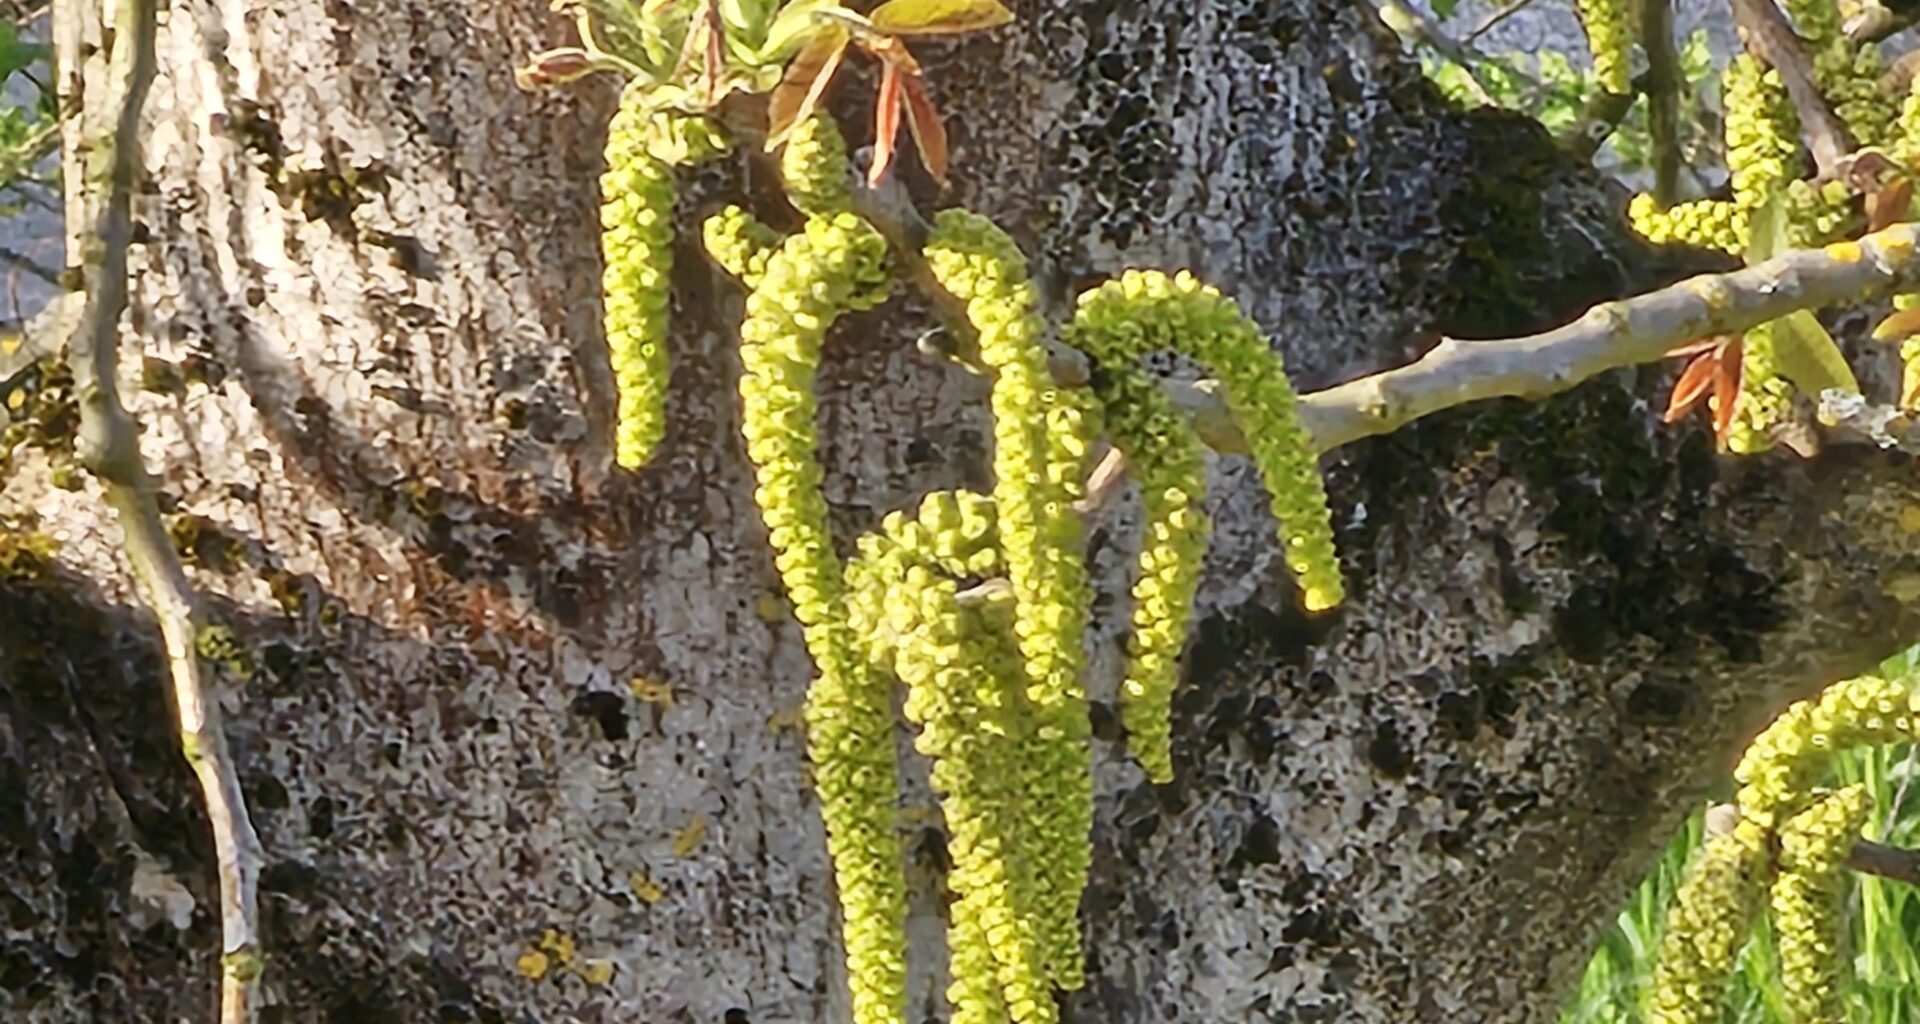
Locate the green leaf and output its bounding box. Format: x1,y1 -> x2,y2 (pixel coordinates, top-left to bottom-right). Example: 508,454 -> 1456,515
719,0 -> 778,43
1431,0 -> 1459,18
1770,310 -> 1859,399
757,0 -> 847,63
1744,190 -> 1790,265
0,25 -> 44,82
764,25 -> 849,146
867,0 -> 1013,36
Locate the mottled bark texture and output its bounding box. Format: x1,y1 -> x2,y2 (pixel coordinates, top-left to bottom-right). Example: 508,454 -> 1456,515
4,0 -> 1920,1021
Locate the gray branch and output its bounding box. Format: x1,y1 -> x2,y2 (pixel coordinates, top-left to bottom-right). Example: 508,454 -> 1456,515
54,0 -> 264,1018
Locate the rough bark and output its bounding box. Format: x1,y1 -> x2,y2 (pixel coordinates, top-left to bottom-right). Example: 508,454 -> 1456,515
4,0 -> 1920,1022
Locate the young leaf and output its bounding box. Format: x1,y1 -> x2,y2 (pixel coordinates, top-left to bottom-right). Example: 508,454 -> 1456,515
868,0 -> 1014,35
1664,352 -> 1718,423
0,24 -> 45,81
1771,310 -> 1860,399
898,70 -> 948,186
1873,307 -> 1920,342
868,61 -> 905,187
1868,176 -> 1914,234
766,26 -> 850,147
758,0 -> 847,64
719,0 -> 778,42
1712,337 -> 1743,444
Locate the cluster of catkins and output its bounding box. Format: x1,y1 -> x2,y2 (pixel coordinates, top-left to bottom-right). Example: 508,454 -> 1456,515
1625,0 -> 1920,449
1649,675 -> 1915,1023
597,94 -> 1342,1021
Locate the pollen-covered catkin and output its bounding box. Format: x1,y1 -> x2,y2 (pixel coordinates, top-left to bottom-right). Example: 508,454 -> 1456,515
1725,55 -> 1802,220
1064,269 -> 1340,785
1069,270 -> 1342,610
737,213 -> 904,1024
783,114 -> 855,217
702,205 -> 782,290
1726,324 -> 1791,454
1627,195 -> 1742,254
846,493 -> 1056,1024
1897,73 -> 1920,170
601,83 -> 678,469
1647,820 -> 1770,1024
1771,784 -> 1870,1023
646,112 -> 733,165
1735,675 -> 1919,831
1781,0 -> 1895,149
1574,0 -> 1632,95
1627,55 -> 1802,255
923,209 -> 1095,985
1097,368 -> 1207,787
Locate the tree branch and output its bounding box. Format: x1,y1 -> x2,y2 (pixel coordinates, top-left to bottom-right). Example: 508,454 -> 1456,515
56,0 -> 264,1018
1465,0 -> 1541,43
1847,838 -> 1920,885
712,97 -> 1920,460
1073,223 -> 1920,455
1640,0 -> 1683,206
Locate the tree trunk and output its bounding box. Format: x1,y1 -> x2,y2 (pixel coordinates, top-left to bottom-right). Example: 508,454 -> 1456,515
5,0 -> 1919,1021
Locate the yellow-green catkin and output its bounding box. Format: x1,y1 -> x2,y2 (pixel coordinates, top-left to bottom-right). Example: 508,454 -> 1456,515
1726,322 -> 1792,454
1783,177 -> 1859,248
1735,675 -> 1918,831
601,83 -> 678,470
1895,74 -> 1920,170
923,209 -> 1096,985
737,213 -> 903,1024
1069,270 -> 1342,610
783,114 -> 854,217
846,493 -> 1056,1024
1628,56 -> 1801,255
1627,196 -> 1743,254
646,112 -> 733,165
1065,269 -> 1340,785
1092,366 -> 1207,787
1771,784 -> 1870,1023
1725,56 -> 1804,225
1647,821 -> 1771,1024
703,205 -> 782,290
1573,0 -> 1632,95
1782,0 -> 1895,149
1891,79 -> 1920,389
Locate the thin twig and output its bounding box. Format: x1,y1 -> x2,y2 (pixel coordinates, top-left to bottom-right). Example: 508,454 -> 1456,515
0,242 -> 59,284
1847,838 -> 1920,885
1071,445 -> 1128,515
1369,0 -> 1535,105
56,0 -> 265,1018
1285,222 -> 1920,453
1640,0 -> 1683,206
1465,0 -> 1541,43
954,577 -> 1013,607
